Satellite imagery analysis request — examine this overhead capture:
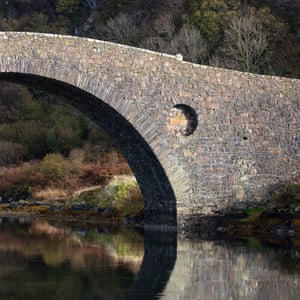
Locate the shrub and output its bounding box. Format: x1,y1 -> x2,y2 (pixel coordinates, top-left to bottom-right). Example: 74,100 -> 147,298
18,161 -> 46,186
69,148 -> 85,168
45,115 -> 86,155
113,181 -> 144,217
68,175 -> 144,218
106,150 -> 121,168
40,153 -> 72,181
0,82 -> 91,160
82,143 -> 106,162
0,140 -> 27,166
110,176 -> 144,217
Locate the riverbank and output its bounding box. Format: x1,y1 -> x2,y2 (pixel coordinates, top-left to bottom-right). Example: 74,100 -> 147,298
222,182 -> 300,237
0,174 -> 144,227
1,197 -> 300,240
1,157 -> 299,238
178,182 -> 300,241
2,203 -> 300,249
0,200 -> 143,228
0,154 -> 144,227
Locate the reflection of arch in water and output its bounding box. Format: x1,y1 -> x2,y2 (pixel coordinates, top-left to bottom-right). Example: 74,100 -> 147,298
127,232 -> 177,300
0,73 -> 177,228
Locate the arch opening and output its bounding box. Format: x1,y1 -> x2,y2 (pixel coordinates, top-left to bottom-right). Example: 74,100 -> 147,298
0,73 -> 177,229
168,104 -> 198,136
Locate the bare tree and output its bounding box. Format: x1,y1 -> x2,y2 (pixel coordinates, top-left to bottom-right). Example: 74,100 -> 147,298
153,14 -> 176,40
0,140 -> 27,166
100,13 -> 141,46
140,36 -> 168,52
138,14 -> 175,52
167,27 -> 208,64
218,13 -> 271,73
0,17 -> 18,31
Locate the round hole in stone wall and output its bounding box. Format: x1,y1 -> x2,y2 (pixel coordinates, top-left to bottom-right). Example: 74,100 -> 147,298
168,104 -> 198,136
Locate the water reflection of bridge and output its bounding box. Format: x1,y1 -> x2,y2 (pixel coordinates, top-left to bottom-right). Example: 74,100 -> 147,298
1,218 -> 300,299
140,236 -> 300,300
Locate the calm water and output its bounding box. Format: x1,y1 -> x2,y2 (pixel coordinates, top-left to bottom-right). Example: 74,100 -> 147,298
0,218 -> 300,300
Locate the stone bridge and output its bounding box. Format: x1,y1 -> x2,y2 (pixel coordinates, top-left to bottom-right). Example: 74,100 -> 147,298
0,32 -> 299,230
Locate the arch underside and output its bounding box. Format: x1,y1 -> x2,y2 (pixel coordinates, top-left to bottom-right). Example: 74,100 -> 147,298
0,72 -> 177,229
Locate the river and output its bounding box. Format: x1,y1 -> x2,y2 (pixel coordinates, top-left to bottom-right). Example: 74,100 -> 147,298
0,217 -> 299,299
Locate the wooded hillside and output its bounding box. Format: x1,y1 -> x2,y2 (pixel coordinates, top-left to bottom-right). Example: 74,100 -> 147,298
1,0 -> 299,77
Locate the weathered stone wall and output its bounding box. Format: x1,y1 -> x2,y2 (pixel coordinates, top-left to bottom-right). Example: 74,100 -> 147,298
0,32 -> 299,228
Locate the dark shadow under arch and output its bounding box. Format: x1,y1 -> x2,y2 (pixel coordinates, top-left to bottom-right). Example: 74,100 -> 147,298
126,231 -> 177,299
0,73 -> 177,229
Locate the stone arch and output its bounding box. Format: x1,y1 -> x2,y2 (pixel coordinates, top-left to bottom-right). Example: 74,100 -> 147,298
1,33 -> 202,229
3,32 -> 298,230
0,71 -> 178,228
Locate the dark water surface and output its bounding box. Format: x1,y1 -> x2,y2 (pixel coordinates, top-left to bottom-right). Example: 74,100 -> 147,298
0,218 -> 300,300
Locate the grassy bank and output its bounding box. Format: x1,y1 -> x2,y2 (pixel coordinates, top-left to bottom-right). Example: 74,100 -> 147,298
0,152 -> 144,225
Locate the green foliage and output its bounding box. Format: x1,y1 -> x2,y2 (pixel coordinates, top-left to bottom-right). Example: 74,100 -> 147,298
45,113 -> 87,155
0,82 -> 32,122
255,6 -> 288,44
244,207 -> 265,215
40,153 -> 67,181
112,179 -> 144,218
0,120 -> 48,159
183,0 -> 240,48
81,144 -> 104,162
238,207 -> 265,223
40,153 -> 78,183
68,176 -> 144,219
183,0 -> 202,13
0,82 -> 93,161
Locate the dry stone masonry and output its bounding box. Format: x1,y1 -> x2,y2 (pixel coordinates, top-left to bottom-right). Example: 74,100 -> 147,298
0,32 -> 299,229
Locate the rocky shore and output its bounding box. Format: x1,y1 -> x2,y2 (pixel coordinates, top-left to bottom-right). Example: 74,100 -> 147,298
0,155 -> 144,228
0,198 -> 144,228
2,198 -> 300,243
0,173 -> 144,229
1,181 -> 299,241
180,209 -> 300,246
